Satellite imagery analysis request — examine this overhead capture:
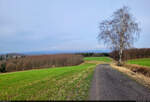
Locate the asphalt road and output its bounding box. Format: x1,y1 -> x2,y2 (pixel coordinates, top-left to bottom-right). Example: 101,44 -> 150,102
89,64 -> 150,101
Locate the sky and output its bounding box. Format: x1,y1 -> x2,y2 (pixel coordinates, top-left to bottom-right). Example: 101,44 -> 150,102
0,0 -> 150,53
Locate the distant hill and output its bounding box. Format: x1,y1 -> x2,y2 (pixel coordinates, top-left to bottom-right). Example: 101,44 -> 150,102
6,53 -> 26,56
0,53 -> 26,60
0,49 -> 111,56
0,53 -> 25,56
23,50 -> 111,55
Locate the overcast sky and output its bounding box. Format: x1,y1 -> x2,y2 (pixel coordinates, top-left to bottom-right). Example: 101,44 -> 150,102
0,0 -> 150,53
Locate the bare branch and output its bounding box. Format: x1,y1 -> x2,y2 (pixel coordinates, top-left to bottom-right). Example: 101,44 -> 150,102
97,6 -> 140,65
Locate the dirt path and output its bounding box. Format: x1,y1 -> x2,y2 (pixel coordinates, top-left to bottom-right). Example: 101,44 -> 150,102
89,64 -> 150,100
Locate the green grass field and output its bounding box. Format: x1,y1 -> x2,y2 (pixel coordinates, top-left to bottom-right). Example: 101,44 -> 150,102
127,58 -> 150,67
84,57 -> 112,62
0,57 -> 112,100
0,62 -> 96,100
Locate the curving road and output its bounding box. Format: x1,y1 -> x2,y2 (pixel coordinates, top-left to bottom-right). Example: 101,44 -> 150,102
89,64 -> 150,101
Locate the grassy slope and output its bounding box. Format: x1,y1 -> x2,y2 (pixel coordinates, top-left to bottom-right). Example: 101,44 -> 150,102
0,57 -> 111,100
84,57 -> 112,62
0,63 -> 96,100
127,58 -> 150,67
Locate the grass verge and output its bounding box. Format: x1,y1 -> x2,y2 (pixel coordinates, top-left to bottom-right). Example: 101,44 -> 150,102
124,64 -> 150,77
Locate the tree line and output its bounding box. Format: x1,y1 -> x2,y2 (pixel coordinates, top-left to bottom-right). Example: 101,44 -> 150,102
110,48 -> 150,61
0,54 -> 83,72
76,53 -> 109,57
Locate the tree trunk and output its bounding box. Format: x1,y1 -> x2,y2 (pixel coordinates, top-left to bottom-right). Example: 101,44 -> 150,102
118,31 -> 124,66
118,48 -> 123,66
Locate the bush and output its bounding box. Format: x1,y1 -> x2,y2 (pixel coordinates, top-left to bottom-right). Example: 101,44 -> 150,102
0,62 -> 6,72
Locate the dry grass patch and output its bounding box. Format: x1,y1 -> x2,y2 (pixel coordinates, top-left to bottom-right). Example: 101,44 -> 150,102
124,64 -> 150,77
111,63 -> 150,89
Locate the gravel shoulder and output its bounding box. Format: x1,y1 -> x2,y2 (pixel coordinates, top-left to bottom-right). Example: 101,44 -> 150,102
89,64 -> 150,100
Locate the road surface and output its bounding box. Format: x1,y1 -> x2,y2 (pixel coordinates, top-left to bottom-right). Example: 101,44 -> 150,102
89,64 -> 150,101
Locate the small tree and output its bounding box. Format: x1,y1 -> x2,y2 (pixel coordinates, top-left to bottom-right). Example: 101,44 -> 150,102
98,6 -> 140,65
0,62 -> 6,72
0,56 -> 2,61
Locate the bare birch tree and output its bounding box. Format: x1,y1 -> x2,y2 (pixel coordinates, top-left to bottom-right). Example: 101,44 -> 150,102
97,6 -> 140,65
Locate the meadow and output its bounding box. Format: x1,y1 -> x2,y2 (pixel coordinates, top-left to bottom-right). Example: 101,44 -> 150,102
0,60 -> 100,100
127,58 -> 150,67
84,57 -> 112,62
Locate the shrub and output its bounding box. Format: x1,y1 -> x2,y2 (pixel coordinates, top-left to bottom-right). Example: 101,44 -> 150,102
0,62 -> 6,72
